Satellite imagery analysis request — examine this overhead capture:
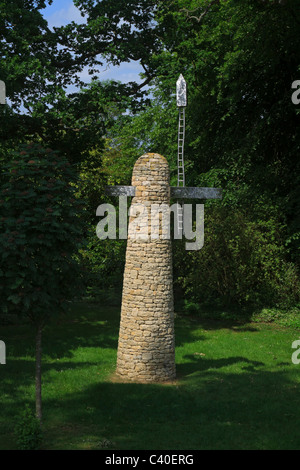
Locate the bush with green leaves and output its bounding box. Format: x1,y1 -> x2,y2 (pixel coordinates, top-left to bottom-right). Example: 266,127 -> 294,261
0,143 -> 85,421
80,226 -> 126,303
0,142 -> 84,321
14,405 -> 43,450
174,206 -> 300,309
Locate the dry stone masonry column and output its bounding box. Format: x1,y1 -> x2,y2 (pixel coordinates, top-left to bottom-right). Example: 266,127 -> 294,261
116,153 -> 176,382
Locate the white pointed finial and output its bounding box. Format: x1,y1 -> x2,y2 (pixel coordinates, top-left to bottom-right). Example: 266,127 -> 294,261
176,74 -> 187,107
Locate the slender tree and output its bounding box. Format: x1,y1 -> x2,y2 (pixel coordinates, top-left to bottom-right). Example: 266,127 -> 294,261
0,143 -> 84,422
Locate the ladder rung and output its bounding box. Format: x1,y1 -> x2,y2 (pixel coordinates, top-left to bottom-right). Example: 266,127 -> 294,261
178,108 -> 185,196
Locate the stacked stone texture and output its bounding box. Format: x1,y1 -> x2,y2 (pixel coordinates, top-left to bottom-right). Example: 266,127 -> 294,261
116,153 -> 176,382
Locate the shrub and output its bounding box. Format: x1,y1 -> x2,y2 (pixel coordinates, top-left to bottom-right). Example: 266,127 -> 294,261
14,405 -> 43,450
174,206 -> 300,309
80,226 -> 126,302
0,142 -> 85,421
0,143 -> 84,320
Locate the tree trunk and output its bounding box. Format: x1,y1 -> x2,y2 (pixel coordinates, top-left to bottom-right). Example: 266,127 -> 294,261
35,322 -> 43,424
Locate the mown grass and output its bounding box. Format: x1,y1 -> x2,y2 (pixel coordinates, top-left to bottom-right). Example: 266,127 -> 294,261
0,301 -> 300,450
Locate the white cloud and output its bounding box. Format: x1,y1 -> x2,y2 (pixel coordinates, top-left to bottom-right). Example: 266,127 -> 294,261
98,62 -> 144,84
64,62 -> 144,95
75,61 -> 143,85
44,3 -> 145,89
46,3 -> 86,29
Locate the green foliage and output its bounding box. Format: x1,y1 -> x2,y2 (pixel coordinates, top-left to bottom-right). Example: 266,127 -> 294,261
182,300 -> 201,315
0,0 -> 55,110
74,145 -> 108,224
158,0 -> 300,260
252,306 -> 300,328
103,88 -> 179,185
97,0 -> 300,309
174,206 -> 300,308
1,0 -> 150,163
0,143 -> 84,324
80,227 -> 126,302
14,404 -> 43,450
71,0 -> 160,74
1,0 -> 299,311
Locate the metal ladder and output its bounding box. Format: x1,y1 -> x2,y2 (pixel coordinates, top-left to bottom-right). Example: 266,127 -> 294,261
177,107 -> 185,236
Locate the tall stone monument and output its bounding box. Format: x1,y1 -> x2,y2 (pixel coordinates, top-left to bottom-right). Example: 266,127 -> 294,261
105,76 -> 222,383
116,153 -> 176,382
106,153 -> 222,382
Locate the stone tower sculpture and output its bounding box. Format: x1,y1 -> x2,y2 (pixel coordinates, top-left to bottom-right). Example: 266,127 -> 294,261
116,153 -> 176,383
105,77 -> 222,383
106,151 -> 222,382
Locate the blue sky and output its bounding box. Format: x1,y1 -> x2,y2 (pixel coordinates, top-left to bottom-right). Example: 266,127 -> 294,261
42,0 -> 144,87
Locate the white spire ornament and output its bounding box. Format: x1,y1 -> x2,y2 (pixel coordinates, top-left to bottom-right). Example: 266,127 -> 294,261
176,74 -> 187,108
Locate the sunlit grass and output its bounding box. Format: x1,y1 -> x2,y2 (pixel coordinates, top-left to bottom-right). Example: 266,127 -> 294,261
0,301 -> 300,450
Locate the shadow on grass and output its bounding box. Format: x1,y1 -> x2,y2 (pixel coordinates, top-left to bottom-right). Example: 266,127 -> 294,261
2,306 -> 215,363
176,314 -> 260,332
2,301 -> 299,449
2,319 -> 119,361
1,350 -> 300,449
1,300 -> 262,372
40,363 -> 300,450
174,298 -> 265,329
177,355 -> 264,377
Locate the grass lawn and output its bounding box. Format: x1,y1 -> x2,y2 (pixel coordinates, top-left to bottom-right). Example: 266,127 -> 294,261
0,301 -> 300,450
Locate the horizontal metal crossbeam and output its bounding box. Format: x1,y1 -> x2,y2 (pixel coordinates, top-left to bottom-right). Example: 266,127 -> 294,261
171,186 -> 222,199
105,185 -> 136,196
105,185 -> 222,200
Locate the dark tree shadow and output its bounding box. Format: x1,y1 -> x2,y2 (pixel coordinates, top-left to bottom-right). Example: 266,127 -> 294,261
38,365 -> 300,450
2,301 -> 299,450
176,354 -> 264,378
